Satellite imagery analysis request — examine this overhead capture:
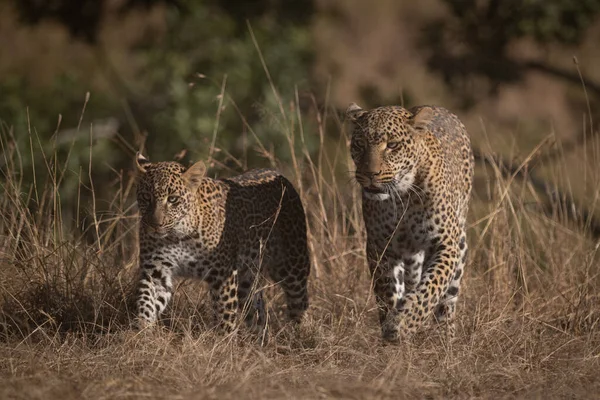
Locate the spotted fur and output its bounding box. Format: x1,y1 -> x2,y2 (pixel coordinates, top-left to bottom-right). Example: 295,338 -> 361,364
134,153 -> 310,335
346,103 -> 474,341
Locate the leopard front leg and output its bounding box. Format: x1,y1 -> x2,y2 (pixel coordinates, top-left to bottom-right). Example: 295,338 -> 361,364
402,250 -> 424,292
396,238 -> 460,336
369,257 -> 406,342
136,252 -> 174,329
210,269 -> 239,333
237,266 -> 267,335
434,231 -> 468,337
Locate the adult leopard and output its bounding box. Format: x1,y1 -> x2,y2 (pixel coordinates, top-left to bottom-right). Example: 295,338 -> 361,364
134,153 -> 310,335
346,103 -> 474,341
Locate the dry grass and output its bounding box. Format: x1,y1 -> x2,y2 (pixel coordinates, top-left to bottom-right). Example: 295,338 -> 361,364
1,82 -> 600,399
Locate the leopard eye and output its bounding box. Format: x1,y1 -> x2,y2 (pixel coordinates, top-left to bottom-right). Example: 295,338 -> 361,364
352,138 -> 366,150
387,141 -> 400,150
167,195 -> 179,204
139,192 -> 151,203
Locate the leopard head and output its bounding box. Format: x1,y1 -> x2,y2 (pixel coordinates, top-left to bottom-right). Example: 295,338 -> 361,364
135,152 -> 206,238
346,103 -> 432,200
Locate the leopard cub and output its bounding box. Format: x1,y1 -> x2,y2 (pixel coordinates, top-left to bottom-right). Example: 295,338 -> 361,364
134,153 -> 310,335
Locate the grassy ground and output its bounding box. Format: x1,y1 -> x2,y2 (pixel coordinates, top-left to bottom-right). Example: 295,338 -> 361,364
1,95 -> 599,399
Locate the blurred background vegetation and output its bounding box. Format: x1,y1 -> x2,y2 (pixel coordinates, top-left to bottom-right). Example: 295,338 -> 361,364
1,0 -> 600,230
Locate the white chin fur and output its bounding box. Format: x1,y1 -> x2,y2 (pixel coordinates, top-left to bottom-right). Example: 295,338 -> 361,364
362,172 -> 415,201
363,191 -> 390,201
394,172 -> 415,194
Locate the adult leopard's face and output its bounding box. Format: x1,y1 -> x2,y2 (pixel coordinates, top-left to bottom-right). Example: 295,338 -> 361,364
135,153 -> 206,238
346,103 -> 432,200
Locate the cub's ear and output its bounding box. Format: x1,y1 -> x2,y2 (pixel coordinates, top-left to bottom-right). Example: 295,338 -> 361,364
409,106 -> 434,132
346,102 -> 367,122
135,152 -> 151,173
182,161 -> 206,189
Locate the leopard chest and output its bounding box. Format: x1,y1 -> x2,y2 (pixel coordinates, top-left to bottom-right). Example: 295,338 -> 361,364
146,235 -> 233,278
363,196 -> 436,260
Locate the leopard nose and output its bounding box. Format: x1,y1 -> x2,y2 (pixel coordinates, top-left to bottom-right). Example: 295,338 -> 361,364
364,170 -> 382,179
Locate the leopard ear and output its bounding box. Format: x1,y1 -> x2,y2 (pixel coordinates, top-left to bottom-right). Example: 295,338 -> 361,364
135,152 -> 151,173
346,103 -> 367,122
182,161 -> 206,189
409,106 -> 434,132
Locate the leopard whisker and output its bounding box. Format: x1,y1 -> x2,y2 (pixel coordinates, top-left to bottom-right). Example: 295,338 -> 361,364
408,185 -> 425,205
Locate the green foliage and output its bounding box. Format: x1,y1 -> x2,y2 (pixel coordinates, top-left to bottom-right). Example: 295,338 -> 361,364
136,1 -> 314,165
442,0 -> 600,46
519,0 -> 600,44
423,0 -> 600,107
0,0 -> 315,220
0,74 -> 120,217
13,0 -> 180,43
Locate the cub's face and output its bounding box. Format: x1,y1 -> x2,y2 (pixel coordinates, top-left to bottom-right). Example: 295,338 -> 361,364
135,153 -> 206,238
346,104 -> 431,200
